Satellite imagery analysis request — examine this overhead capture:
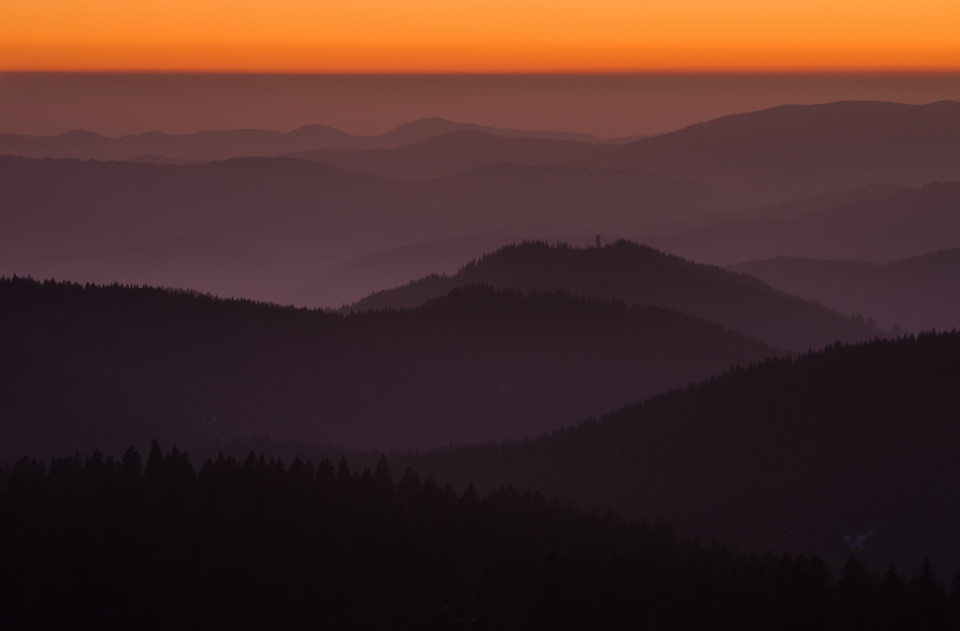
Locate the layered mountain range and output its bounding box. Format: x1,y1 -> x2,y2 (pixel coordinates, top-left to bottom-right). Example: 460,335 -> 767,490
5,101 -> 960,204
4,101 -> 960,308
4,99 -> 960,576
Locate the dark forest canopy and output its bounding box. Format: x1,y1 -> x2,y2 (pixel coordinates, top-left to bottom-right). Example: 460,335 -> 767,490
3,444 -> 960,630
3,279 -> 957,577
344,239 -> 879,351
397,331 -> 960,574
29,324 -> 955,576
0,275 -> 776,457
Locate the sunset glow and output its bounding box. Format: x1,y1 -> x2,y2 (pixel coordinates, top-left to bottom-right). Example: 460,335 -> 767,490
5,0 -> 960,72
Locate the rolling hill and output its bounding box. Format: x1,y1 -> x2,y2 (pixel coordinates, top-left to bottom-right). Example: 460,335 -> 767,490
401,331 -> 960,572
647,180 -> 960,265
609,100 -> 960,202
346,240 -> 879,351
0,277 -> 777,460
735,248 -> 960,332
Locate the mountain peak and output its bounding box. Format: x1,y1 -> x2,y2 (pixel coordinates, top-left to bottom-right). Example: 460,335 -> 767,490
347,239 -> 877,351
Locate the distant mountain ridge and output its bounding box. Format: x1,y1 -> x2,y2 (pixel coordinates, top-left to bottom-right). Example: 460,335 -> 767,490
6,101 -> 960,307
0,117 -> 623,162
287,130 -> 610,180
648,180 -> 960,264
606,100 -> 960,202
345,240 -> 879,351
735,248 -> 960,332
279,100 -> 960,198
5,101 -> 960,202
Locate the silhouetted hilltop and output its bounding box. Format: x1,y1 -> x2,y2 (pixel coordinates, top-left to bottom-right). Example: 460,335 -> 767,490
736,248 -> 960,332
611,100 -> 960,202
347,240 -> 879,351
0,277 -> 775,459
648,180 -> 960,264
403,331 -> 960,573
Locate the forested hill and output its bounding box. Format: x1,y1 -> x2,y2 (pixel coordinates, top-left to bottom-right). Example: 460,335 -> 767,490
5,446 -> 959,630
347,240 -> 879,351
0,277 -> 775,459
401,332 -> 960,573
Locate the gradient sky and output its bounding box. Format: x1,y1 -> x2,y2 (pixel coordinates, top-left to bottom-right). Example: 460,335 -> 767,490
4,0 -> 960,72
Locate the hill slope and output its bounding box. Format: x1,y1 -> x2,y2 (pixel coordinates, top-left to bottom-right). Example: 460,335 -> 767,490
288,237 -> 514,308
735,249 -> 960,332
0,277 -> 776,459
648,180 -> 960,265
347,241 -> 879,351
611,100 -> 960,202
402,332 -> 960,572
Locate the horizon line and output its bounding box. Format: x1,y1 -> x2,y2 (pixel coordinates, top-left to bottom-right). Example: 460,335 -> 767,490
3,98 -> 957,139
5,68 -> 960,77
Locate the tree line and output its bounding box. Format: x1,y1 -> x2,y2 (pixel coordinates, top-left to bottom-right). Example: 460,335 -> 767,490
2,443 -> 960,630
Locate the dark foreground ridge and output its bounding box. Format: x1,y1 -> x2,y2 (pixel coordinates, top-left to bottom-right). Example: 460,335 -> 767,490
3,445 -> 959,630
401,331 -> 960,574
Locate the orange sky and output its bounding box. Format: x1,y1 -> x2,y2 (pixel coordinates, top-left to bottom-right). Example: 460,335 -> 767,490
4,0 -> 960,72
